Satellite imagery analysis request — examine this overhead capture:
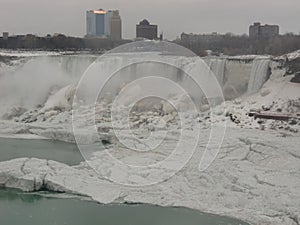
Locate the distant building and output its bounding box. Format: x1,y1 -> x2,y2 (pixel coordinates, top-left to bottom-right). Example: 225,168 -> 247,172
2,32 -> 9,40
136,19 -> 158,40
110,10 -> 122,41
86,9 -> 122,40
86,9 -> 106,37
104,10 -> 113,37
249,22 -> 279,39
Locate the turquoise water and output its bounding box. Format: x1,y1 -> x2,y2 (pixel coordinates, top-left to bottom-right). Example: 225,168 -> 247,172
0,189 -> 249,225
0,138 -> 84,165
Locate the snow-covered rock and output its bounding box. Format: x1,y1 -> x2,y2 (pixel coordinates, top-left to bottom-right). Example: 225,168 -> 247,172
41,84 -> 76,113
276,50 -> 300,61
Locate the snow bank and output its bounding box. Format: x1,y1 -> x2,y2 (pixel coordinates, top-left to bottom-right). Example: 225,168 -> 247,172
217,61 -> 300,132
0,49 -> 64,57
276,50 -> 300,61
41,84 -> 76,112
228,55 -> 271,60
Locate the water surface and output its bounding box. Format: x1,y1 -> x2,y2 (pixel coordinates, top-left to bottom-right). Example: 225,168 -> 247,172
0,189 -> 249,225
0,138 -> 84,165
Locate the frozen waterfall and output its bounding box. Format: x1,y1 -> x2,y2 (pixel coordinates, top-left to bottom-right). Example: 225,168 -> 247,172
0,52 -> 273,119
247,58 -> 270,94
0,55 -> 96,117
205,58 -> 226,86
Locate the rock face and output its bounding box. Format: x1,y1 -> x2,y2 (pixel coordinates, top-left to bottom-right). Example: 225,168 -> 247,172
0,127 -> 299,225
291,72 -> 300,83
285,58 -> 300,75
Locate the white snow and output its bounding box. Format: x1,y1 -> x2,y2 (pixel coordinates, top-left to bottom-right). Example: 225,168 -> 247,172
0,133 -> 49,140
215,61 -> 300,132
41,84 -> 76,113
0,49 -> 69,57
228,55 -> 271,60
276,50 -> 300,61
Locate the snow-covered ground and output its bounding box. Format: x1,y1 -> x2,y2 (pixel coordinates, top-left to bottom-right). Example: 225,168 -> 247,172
275,50 -> 300,61
0,49 -> 72,57
0,49 -> 299,225
216,61 -> 300,133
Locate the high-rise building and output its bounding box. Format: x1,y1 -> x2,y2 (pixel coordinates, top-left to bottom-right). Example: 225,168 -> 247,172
2,32 -> 9,40
86,11 -> 96,36
86,9 -> 106,37
110,10 -> 122,41
104,10 -> 113,37
249,22 -> 279,39
86,8 -> 122,40
136,19 -> 158,40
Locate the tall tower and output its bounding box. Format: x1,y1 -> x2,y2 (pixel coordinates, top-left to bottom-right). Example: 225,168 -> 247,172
110,10 -> 122,41
105,10 -> 113,37
86,11 -> 96,36
249,22 -> 279,39
249,22 -> 261,39
86,9 -> 106,37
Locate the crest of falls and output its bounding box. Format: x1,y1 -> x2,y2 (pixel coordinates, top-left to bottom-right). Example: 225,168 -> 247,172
75,54 -> 216,107
0,54 -> 214,116
247,58 -> 270,94
0,53 -> 273,118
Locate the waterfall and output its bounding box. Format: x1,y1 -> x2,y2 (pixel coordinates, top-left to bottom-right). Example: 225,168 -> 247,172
0,55 -> 96,117
58,55 -> 96,78
247,58 -> 270,94
76,54 -> 209,107
204,58 -> 226,86
1,51 -> 272,119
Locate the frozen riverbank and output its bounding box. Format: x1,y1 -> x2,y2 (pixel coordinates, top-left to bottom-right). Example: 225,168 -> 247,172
0,127 -> 299,225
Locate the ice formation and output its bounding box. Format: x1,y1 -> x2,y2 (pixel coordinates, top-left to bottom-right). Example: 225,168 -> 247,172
247,57 -> 270,94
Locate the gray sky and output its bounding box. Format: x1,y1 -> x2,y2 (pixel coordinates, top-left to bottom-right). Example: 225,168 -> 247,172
0,0 -> 299,40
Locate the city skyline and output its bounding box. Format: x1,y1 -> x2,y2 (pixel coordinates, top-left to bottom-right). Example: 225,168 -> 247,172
0,0 -> 299,40
86,9 -> 122,40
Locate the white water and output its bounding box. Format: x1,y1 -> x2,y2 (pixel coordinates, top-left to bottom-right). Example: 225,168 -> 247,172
247,58 -> 270,94
0,52 -> 272,119
0,55 -> 95,117
205,58 -> 226,86
205,57 -> 271,99
71,53 -> 223,109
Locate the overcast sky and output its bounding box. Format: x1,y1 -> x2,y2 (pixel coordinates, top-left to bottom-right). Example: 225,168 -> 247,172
0,0 -> 299,40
